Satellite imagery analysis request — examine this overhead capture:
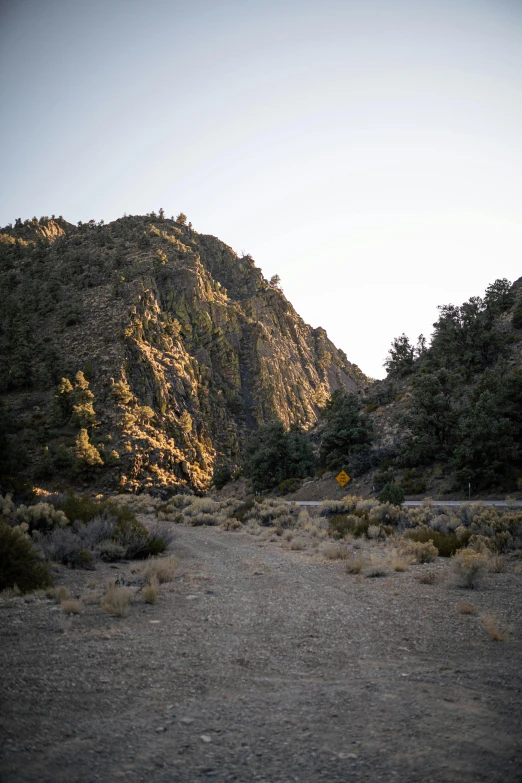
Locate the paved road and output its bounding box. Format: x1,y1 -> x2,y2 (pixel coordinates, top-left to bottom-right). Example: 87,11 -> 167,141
288,499 -> 522,507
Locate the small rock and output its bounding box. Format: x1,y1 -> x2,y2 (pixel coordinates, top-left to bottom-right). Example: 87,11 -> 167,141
201,735 -> 212,743
180,717 -> 194,725
156,727 -> 166,733
186,595 -> 198,601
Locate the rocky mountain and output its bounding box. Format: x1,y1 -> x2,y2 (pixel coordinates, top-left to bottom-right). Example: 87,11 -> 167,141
0,213 -> 367,493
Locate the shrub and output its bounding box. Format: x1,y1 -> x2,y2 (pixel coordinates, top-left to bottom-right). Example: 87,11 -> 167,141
111,380 -> 133,404
47,586 -> 70,601
213,464 -> 234,489
0,523 -> 52,592
75,429 -> 103,466
456,601 -> 476,615
453,549 -> 487,588
139,555 -> 177,584
321,542 -> 348,560
101,583 -> 132,617
221,517 -> 242,531
346,554 -> 365,573
96,540 -> 127,562
114,518 -> 166,559
279,478 -> 303,495
12,502 -> 68,534
402,524 -> 461,557
399,469 -> 426,495
142,584 -> 158,604
368,502 -> 402,527
480,613 -> 506,641
38,527 -> 94,568
320,497 -> 361,517
232,499 -> 255,523
328,514 -> 357,539
388,549 -> 412,571
402,539 -> 438,564
378,482 -> 405,506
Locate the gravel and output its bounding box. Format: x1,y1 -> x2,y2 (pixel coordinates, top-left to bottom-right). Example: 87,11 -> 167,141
1,523 -> 521,782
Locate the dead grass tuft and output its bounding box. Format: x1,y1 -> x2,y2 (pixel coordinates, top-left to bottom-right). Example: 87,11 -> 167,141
321,543 -> 348,561
47,586 -> 71,602
488,555 -> 505,573
457,601 -> 477,615
418,571 -> 437,585
364,555 -> 389,578
101,583 -> 132,617
346,555 -> 365,574
388,549 -> 412,572
290,538 -> 307,551
481,613 -> 507,641
139,555 -> 178,585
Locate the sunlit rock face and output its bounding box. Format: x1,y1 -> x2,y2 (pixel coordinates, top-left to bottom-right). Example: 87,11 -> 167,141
0,214 -> 367,492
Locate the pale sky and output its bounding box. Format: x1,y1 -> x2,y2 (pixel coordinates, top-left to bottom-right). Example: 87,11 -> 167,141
1,0 -> 521,378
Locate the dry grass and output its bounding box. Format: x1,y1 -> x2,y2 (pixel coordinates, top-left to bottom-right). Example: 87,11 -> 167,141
47,586 -> 71,602
457,601 -> 477,615
290,538 -> 307,551
488,555 -> 506,573
101,583 -> 133,617
388,549 -> 412,572
481,613 -> 507,641
139,555 -> 178,585
453,549 -> 488,589
321,543 -> 348,561
418,571 -> 437,585
364,555 -> 389,578
142,584 -> 158,604
346,555 -> 365,574
61,599 -> 82,615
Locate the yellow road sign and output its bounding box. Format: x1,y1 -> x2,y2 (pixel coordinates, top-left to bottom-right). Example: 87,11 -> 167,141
336,470 -> 351,488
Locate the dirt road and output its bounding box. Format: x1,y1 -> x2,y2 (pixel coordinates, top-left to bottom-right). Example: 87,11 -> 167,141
1,524 -> 522,782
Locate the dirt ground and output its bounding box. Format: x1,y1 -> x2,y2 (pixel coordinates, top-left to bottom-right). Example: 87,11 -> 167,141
1,522 -> 522,783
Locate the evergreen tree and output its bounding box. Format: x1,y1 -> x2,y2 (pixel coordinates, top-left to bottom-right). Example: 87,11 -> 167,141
243,422 -> 315,491
319,391 -> 373,472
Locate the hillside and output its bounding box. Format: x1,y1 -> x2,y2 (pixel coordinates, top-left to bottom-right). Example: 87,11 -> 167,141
356,277 -> 522,496
0,213 -> 367,494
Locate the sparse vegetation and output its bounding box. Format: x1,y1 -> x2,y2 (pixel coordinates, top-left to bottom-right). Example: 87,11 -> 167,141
453,549 -> 488,589
101,583 -> 132,617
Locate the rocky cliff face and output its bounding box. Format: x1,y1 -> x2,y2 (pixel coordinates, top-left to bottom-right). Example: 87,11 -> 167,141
0,214 -> 367,493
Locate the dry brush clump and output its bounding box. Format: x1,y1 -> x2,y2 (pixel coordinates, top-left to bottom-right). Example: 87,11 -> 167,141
480,613 -> 508,641
138,555 -> 178,585
0,492 -> 174,590
452,548 -> 488,589
101,582 -> 133,617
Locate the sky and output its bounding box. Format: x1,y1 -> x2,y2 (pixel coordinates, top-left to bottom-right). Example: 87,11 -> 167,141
1,0 -> 521,379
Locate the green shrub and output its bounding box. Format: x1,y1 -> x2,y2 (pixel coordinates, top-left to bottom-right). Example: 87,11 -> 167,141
53,492 -> 136,526
232,499 -> 255,523
378,482 -> 405,506
403,524 -> 465,557
400,469 -> 426,495
402,539 -> 438,564
328,514 -> 357,539
0,524 -> 52,592
279,478 -> 302,495
213,464 -> 233,490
